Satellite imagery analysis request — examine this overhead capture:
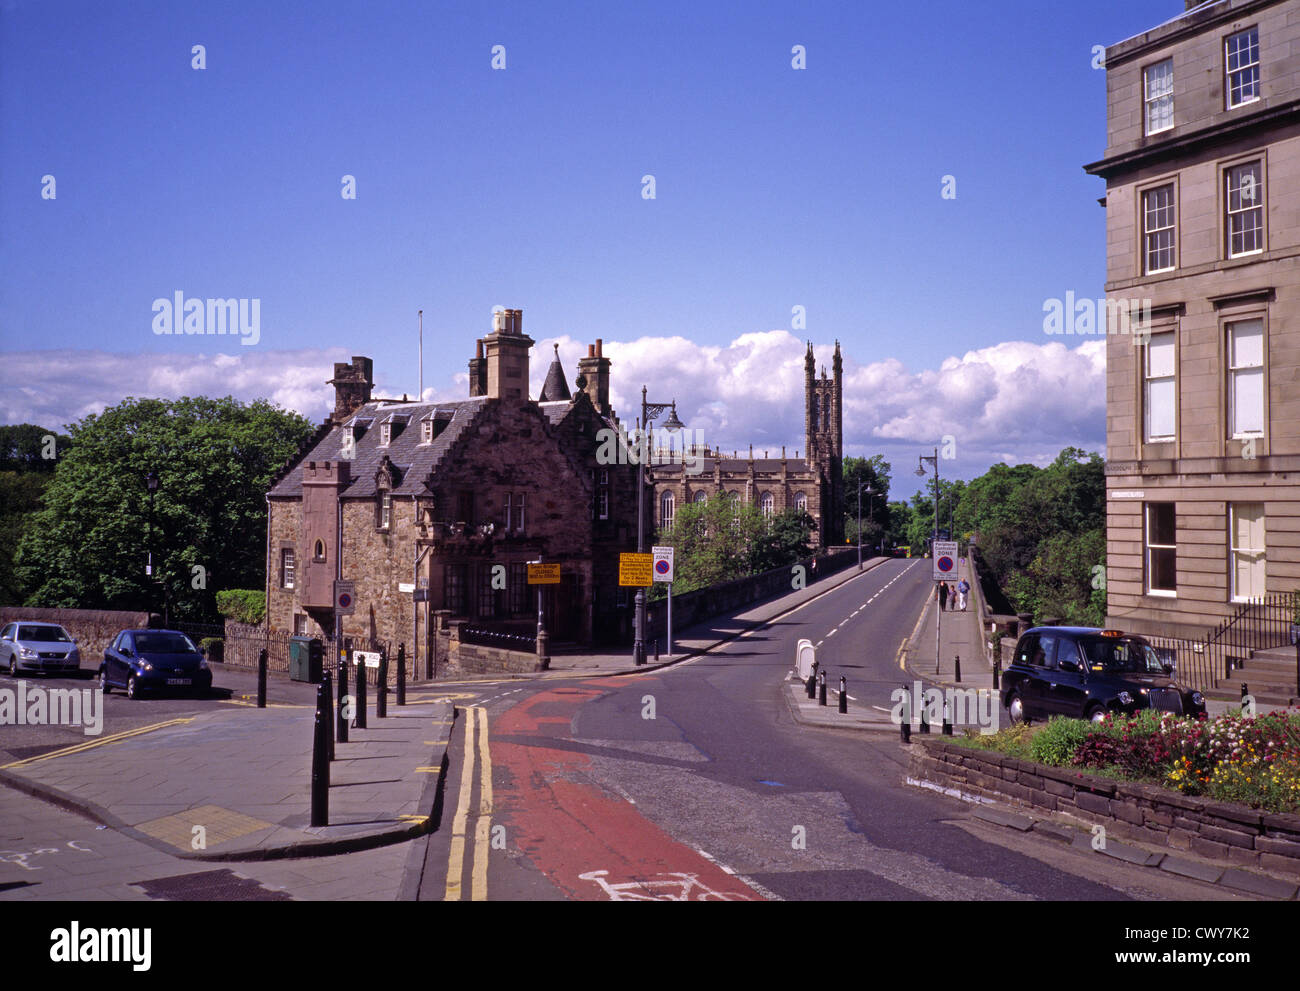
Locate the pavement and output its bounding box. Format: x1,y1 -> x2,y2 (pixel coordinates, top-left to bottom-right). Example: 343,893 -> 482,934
0,685 -> 455,862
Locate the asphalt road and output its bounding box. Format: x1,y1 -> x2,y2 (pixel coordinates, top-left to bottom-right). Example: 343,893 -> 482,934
416,559 -> 1243,902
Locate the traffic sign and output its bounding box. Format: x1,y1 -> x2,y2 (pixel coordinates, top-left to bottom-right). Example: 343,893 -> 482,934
335,580 -> 355,615
527,563 -> 562,585
932,540 -> 958,581
619,552 -> 653,586
652,545 -> 674,583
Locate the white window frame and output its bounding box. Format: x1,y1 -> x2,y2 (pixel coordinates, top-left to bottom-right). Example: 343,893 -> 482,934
660,491 -> 674,529
1227,318 -> 1265,440
1142,183 -> 1176,274
1225,27 -> 1260,110
760,492 -> 774,518
1143,331 -> 1176,443
1145,502 -> 1177,597
421,420 -> 433,444
794,492 -> 807,512
1229,502 -> 1266,603
281,548 -> 295,589
379,422 -> 391,446
515,492 -> 526,534
1226,160 -> 1264,258
1144,58 -> 1174,134
379,492 -> 391,530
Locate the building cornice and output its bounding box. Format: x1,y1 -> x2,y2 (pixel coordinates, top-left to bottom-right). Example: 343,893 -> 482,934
1084,98 -> 1300,180
1103,0 -> 1280,68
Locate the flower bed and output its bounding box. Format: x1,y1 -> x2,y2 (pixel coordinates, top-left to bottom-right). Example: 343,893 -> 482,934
949,709 -> 1300,815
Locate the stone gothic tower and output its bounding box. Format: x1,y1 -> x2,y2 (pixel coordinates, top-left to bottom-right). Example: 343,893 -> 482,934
804,341 -> 844,546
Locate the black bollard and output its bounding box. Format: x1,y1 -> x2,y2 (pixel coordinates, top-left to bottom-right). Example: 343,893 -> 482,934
954,653 -> 962,684
919,694 -> 930,734
900,684 -> 912,743
942,698 -> 953,735
806,669 -> 817,699
818,671 -> 827,707
354,653 -> 367,729
310,682 -> 329,826
377,649 -> 388,719
654,639 -> 660,662
336,649 -> 349,744
257,648 -> 267,708
396,643 -> 406,706
838,675 -> 847,714
323,670 -> 334,761
992,655 -> 1001,691
1241,682 -> 1248,707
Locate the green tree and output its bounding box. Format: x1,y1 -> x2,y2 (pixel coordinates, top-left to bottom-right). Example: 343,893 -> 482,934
15,396 -> 314,621
748,508 -> 817,573
843,454 -> 891,549
0,423 -> 72,472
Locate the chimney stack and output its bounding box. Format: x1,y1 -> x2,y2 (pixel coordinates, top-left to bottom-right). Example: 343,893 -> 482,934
577,337 -> 611,416
475,308 -> 532,401
328,356 -> 374,422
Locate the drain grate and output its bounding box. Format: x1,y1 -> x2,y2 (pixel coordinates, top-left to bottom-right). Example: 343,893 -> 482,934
132,868 -> 291,901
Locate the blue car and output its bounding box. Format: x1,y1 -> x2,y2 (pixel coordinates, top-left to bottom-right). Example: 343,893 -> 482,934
100,629 -> 213,700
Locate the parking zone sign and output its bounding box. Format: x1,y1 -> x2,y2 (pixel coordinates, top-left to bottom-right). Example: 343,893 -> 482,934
932,540 -> 958,581
652,546 -> 674,583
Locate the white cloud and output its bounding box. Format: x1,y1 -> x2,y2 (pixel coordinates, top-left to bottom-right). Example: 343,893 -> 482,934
3,334 -> 1106,491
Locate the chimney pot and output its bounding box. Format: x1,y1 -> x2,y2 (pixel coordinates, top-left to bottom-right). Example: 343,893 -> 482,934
595,338 -> 603,357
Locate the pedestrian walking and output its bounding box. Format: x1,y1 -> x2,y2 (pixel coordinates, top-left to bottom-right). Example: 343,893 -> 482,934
937,581 -> 948,611
958,578 -> 970,611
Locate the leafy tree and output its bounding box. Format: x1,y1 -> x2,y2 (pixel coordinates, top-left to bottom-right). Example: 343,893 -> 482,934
0,423 -> 72,472
843,454 -> 891,549
749,508 -> 816,573
15,396 -> 314,621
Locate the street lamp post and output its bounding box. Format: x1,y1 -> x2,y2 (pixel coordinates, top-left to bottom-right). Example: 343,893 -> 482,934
145,471 -> 157,616
634,386 -> 684,666
856,484 -> 876,570
916,449 -> 939,674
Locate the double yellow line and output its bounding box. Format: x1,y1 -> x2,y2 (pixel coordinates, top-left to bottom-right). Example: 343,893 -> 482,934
444,706 -> 493,901
0,717 -> 194,769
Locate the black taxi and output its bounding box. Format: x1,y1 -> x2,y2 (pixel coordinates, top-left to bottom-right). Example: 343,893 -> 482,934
1001,627 -> 1207,724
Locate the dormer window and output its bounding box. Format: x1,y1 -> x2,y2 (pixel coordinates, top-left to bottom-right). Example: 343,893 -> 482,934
422,420 -> 433,444
380,422 -> 391,446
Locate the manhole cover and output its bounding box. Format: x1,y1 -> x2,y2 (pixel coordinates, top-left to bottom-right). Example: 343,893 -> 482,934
132,869 -> 291,901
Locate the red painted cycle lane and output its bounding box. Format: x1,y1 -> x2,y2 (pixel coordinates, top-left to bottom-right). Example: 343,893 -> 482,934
491,680 -> 763,901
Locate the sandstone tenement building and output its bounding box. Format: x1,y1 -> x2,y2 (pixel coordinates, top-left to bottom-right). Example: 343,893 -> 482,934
1086,0 -> 1300,638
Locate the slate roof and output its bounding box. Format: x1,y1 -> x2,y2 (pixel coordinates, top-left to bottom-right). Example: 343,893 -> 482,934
268,397 -> 489,499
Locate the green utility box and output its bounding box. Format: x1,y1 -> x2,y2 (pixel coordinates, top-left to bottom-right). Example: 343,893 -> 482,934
288,636 -> 323,683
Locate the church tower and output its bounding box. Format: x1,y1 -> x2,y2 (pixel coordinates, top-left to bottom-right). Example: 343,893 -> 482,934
804,342 -> 844,547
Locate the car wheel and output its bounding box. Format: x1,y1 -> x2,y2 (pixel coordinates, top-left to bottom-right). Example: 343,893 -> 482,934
99,669 -> 111,694
126,675 -> 140,700
1007,692 -> 1028,725
1086,704 -> 1107,724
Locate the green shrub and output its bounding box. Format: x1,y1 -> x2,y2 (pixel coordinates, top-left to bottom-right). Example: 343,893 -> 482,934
1030,716 -> 1092,766
954,723 -> 1035,760
215,589 -> 265,625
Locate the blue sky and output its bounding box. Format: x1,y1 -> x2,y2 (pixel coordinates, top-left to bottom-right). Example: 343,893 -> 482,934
0,0 -> 1183,499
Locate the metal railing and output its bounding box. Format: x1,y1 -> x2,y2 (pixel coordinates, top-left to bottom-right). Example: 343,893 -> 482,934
459,626 -> 537,651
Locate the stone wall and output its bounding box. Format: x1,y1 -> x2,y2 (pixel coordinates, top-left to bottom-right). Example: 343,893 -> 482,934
0,607 -> 149,663
642,547 -> 856,642
909,738 -> 1300,877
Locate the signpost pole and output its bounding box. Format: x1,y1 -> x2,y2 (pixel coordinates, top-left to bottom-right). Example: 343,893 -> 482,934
668,583 -> 673,658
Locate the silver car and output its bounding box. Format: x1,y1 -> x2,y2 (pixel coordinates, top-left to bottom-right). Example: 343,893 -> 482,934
0,622 -> 82,676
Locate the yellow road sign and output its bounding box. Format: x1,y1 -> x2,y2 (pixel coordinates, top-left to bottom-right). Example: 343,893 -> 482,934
619,552 -> 653,586
527,562 -> 561,584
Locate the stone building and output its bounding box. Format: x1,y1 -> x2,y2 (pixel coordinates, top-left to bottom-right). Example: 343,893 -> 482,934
647,342 -> 845,548
1085,0 -> 1300,638
265,310 -> 641,664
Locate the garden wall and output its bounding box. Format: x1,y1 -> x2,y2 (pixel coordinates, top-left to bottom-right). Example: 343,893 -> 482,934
0,607 -> 149,663
909,738 -> 1300,878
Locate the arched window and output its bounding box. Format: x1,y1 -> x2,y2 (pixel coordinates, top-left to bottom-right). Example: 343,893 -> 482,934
660,491 -> 675,529
760,492 -> 775,518
794,492 -> 807,512
313,539 -> 326,562
693,490 -> 707,504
